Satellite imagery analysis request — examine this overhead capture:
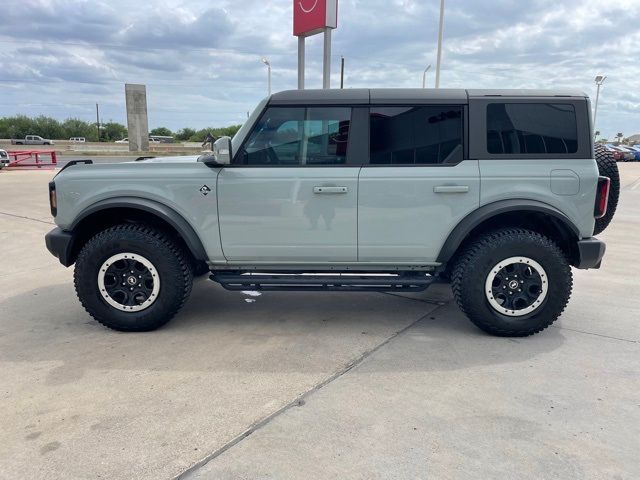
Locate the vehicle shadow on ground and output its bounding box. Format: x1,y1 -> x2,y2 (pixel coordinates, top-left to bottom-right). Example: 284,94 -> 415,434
0,278 -> 565,382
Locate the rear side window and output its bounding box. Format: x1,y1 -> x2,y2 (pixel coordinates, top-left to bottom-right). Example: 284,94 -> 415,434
370,106 -> 463,165
487,103 -> 578,155
237,107 -> 351,166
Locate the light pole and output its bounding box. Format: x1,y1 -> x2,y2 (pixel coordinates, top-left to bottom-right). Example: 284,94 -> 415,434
261,57 -> 272,96
593,74 -> 606,138
422,64 -> 432,88
435,0 -> 445,88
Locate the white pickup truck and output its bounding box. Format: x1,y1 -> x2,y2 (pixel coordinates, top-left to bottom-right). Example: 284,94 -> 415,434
11,135 -> 54,145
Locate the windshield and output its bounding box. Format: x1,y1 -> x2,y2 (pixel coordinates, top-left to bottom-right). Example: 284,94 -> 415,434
231,97 -> 269,157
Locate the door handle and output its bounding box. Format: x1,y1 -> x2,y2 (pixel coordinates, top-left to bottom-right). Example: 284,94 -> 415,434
313,186 -> 348,194
433,185 -> 469,194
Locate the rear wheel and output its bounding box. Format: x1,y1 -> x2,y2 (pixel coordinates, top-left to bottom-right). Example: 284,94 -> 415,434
452,228 -> 572,337
593,144 -> 620,235
74,224 -> 193,331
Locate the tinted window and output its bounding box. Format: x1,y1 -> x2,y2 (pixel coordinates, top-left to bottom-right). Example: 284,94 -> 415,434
237,107 -> 351,166
487,103 -> 578,155
370,106 -> 463,165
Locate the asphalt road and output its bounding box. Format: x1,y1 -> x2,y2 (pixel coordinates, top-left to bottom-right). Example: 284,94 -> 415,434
0,165 -> 638,480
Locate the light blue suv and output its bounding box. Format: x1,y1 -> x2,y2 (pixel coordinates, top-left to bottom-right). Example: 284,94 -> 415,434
45,89 -> 618,336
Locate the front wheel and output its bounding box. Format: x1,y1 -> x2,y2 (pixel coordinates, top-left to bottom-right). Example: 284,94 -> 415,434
451,228 -> 572,337
74,224 -> 193,331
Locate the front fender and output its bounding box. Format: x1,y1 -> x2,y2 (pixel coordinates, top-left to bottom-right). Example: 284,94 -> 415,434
69,197 -> 207,262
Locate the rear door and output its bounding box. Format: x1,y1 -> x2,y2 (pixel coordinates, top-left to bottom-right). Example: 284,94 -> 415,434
217,105 -> 365,263
358,104 -> 480,263
469,96 -> 596,238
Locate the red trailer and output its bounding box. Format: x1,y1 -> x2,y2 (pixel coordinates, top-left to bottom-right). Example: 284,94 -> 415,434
7,150 -> 57,169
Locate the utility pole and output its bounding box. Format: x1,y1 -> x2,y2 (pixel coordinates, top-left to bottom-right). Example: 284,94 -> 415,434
435,0 -> 445,88
340,56 -> 345,89
95,103 -> 100,142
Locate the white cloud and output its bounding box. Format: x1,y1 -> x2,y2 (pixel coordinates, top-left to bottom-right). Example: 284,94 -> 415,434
0,0 -> 637,139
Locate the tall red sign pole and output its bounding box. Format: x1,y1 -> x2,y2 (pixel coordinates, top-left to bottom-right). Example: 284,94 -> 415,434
293,0 -> 338,89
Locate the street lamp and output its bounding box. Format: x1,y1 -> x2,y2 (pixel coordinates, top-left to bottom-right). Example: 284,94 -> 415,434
261,57 -> 272,96
435,0 -> 445,88
593,74 -> 606,138
422,64 -> 432,88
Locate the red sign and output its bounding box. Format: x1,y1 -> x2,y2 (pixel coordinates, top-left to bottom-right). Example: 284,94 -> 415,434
293,0 -> 338,37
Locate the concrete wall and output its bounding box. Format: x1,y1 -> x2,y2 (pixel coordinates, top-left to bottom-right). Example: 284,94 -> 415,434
125,84 -> 149,152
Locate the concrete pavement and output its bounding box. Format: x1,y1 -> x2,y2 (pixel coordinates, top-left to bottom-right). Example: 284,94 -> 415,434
0,165 -> 638,479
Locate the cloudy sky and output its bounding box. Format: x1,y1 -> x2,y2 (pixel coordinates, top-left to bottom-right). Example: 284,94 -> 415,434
0,0 -> 638,139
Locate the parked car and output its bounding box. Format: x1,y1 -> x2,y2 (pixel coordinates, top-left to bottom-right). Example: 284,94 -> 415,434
627,145 -> 640,161
114,138 -> 128,144
0,149 -> 9,169
617,145 -> 639,161
11,135 -> 54,145
605,145 -> 634,162
45,88 -> 619,337
69,137 -> 86,143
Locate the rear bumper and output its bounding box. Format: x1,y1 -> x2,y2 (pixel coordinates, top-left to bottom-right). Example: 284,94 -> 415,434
575,237 -> 606,269
45,227 -> 74,267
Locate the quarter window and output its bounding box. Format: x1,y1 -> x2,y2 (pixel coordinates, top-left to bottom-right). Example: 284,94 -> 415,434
370,106 -> 463,165
487,103 -> 578,155
237,107 -> 351,166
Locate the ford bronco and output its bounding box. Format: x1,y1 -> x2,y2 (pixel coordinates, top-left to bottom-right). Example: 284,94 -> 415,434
45,89 -> 619,336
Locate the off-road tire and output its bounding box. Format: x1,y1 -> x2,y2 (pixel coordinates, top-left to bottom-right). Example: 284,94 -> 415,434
74,224 -> 193,331
451,228 -> 572,337
593,144 -> 620,235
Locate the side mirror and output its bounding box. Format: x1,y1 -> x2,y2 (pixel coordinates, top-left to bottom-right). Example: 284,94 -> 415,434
199,136 -> 232,166
213,136 -> 232,165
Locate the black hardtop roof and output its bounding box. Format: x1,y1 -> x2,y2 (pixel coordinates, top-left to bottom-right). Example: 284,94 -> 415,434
268,88 -> 588,105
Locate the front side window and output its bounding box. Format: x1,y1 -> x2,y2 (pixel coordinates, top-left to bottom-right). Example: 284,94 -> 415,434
237,107 -> 351,166
370,106 -> 463,165
487,103 -> 578,155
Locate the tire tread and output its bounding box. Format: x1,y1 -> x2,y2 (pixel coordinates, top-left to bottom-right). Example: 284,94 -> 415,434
451,228 -> 572,336
74,224 -> 192,331
594,144 -> 620,235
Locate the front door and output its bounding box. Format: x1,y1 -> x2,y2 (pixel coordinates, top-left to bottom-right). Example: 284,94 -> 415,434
358,105 -> 480,263
218,106 -> 360,263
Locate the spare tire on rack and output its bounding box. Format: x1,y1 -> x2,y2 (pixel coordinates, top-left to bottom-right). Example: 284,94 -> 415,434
593,143 -> 620,235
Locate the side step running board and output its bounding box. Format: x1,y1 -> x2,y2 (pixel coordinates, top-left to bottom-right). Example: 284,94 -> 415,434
210,273 -> 435,292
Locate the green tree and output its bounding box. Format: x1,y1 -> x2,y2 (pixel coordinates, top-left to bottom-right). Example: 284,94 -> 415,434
616,132 -> 624,144
150,127 -> 173,137
62,118 -> 98,141
102,122 -> 128,142
0,115 -> 243,143
0,115 -> 34,139
187,125 -> 242,142
175,128 -> 196,141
